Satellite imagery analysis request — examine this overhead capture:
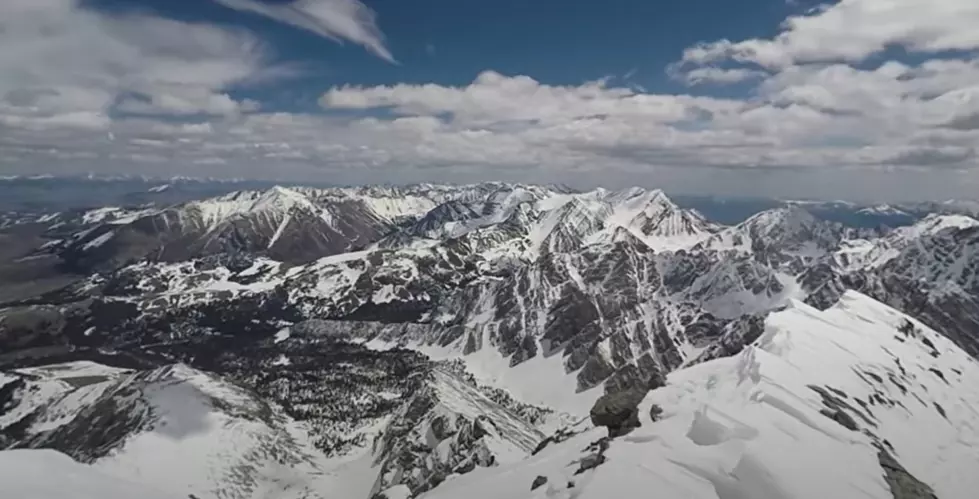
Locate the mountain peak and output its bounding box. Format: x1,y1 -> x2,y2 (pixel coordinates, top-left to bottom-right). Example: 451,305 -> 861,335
743,205 -> 819,232
181,186 -> 316,231
606,187 -> 675,212
251,185 -> 316,215
910,213 -> 979,235
601,188 -> 715,251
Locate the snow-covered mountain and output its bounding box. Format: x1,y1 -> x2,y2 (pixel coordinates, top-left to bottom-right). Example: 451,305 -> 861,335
421,291 -> 979,499
7,185 -> 979,395
698,206 -> 851,269
804,217 -> 979,358
0,355 -> 550,499
1,361 -> 335,499
5,292 -> 978,499
4,182 -> 979,499
56,186 -> 394,271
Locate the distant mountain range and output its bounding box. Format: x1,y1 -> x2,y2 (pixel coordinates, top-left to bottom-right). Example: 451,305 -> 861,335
3,174 -> 978,228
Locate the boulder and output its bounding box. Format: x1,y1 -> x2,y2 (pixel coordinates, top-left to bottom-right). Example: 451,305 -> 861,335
589,388 -> 646,437
575,453 -> 607,475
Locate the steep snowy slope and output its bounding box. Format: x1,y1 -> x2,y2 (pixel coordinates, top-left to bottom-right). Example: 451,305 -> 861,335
1,362 -> 335,499
421,291 -> 979,499
1,351 -> 554,499
833,214 -> 979,271
700,206 -> 848,268
805,218 -> 979,358
603,187 -> 719,251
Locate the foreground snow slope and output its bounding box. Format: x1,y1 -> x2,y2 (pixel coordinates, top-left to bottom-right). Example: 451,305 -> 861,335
422,291 -> 979,499
0,449 -> 184,499
2,363 -> 334,499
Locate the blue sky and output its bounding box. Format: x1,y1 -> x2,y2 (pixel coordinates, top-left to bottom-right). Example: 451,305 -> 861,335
88,0 -> 804,105
2,0 -> 979,200
93,0 -> 788,87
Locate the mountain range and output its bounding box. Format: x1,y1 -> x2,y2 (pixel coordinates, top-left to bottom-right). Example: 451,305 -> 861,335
2,182 -> 979,499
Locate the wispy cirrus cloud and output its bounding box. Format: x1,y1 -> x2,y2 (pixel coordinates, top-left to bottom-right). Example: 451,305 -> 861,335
212,0 -> 394,63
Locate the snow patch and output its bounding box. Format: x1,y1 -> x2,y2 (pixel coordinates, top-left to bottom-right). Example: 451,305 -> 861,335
0,449 -> 183,499
274,328 -> 291,344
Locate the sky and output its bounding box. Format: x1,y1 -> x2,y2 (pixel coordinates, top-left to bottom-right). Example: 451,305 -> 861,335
1,0 -> 978,201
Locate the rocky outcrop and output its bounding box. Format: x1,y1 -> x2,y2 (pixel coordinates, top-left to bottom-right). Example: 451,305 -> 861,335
589,388 -> 647,438
531,476 -> 548,490
878,448 -> 940,499
369,368 -> 544,497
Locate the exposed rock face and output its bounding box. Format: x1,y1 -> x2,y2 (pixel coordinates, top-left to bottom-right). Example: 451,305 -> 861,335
803,224 -> 979,359
575,451 -> 607,475
692,314 -> 768,365
369,368 -> 544,497
602,353 -> 666,396
531,426 -> 582,456
26,183 -> 979,406
589,388 -> 647,438
2,350 -> 549,499
878,448 -> 940,499
531,476 -> 548,490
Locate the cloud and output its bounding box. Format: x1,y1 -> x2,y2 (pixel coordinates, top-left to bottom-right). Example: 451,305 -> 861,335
2,0 -> 979,201
675,0 -> 979,71
212,0 -> 394,62
321,70 -> 741,126
943,113 -> 979,130
886,146 -> 975,166
0,0 -> 274,125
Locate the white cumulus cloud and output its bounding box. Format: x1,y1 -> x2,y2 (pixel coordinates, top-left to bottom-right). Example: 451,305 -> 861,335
2,0 -> 979,201
676,0 -> 979,70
